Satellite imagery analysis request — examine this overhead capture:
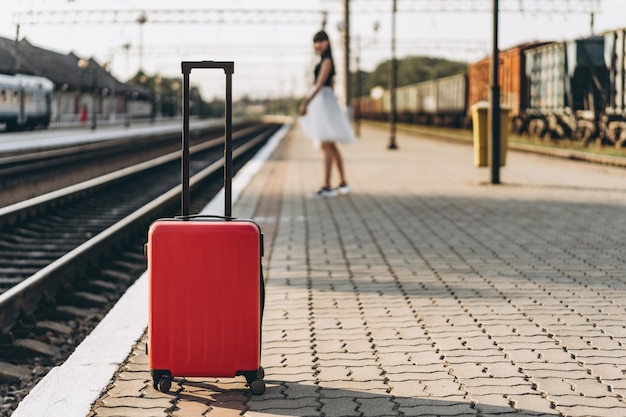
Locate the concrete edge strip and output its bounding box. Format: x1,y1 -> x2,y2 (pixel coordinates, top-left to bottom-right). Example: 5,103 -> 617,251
11,122 -> 292,417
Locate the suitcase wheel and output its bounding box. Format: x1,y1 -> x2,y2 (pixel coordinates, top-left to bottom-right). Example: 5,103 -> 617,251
156,376 -> 172,393
242,368 -> 266,395
249,378 -> 266,395
151,370 -> 173,393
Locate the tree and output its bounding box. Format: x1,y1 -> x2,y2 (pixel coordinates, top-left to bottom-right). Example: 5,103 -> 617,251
353,56 -> 467,97
127,72 -> 223,118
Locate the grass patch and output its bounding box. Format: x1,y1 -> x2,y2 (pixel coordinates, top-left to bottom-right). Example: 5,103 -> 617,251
363,120 -> 626,159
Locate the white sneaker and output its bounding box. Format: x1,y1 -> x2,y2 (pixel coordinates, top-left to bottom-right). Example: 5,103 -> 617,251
336,183 -> 351,195
311,187 -> 337,198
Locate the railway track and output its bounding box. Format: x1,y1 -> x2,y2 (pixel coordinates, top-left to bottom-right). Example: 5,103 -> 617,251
0,121 -> 282,416
0,121 -> 259,207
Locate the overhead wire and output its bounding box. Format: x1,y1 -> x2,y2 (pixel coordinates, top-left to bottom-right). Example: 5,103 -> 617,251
326,0 -> 600,14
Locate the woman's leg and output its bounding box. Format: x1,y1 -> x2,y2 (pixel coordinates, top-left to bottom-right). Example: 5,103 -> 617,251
321,142 -> 334,188
328,142 -> 347,185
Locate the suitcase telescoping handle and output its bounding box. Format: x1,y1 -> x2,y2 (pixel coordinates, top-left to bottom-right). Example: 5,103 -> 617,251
181,61 -> 234,218
174,214 -> 235,221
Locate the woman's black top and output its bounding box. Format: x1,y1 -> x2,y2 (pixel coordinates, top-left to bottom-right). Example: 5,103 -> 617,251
314,49 -> 335,87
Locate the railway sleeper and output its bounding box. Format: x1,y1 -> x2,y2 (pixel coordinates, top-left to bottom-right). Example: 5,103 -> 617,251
35,320 -> 74,335
9,315 -> 73,339
100,268 -> 139,283
113,258 -> 146,271
50,305 -> 99,320
2,260 -> 53,269
0,362 -> 31,383
88,279 -> 119,292
57,291 -> 110,308
2,240 -> 79,251
0,276 -> 31,288
30,281 -> 98,314
12,339 -> 63,358
0,328 -> 65,360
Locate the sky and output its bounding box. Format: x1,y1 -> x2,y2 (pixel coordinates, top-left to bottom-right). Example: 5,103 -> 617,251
1,0 -> 623,100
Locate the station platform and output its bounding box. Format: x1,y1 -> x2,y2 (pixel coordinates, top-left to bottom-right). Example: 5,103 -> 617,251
14,123 -> 626,417
0,118 -> 221,154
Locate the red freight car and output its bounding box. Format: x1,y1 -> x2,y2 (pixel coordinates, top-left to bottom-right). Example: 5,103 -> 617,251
468,42 -> 549,133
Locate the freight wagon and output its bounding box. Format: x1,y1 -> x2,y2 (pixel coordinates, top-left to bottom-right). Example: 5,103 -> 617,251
524,35 -> 608,144
354,28 -> 626,148
602,27 -> 626,146
366,73 -> 468,128
468,42 -> 548,133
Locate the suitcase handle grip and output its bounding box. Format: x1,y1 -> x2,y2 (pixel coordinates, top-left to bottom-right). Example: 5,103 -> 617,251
182,61 -> 234,74
175,214 -> 236,221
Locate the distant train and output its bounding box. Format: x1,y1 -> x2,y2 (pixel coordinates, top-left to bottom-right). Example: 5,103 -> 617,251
0,73 -> 53,131
355,27 -> 626,147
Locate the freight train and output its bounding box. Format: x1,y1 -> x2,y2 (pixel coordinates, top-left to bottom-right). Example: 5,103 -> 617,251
0,73 -> 54,131
355,27 -> 626,147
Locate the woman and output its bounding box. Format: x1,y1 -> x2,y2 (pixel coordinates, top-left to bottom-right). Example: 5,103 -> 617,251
299,30 -> 356,198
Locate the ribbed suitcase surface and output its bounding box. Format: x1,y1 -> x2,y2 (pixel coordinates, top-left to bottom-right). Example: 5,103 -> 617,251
147,220 -> 261,377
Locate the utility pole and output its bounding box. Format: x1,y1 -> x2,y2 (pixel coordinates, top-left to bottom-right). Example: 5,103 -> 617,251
14,24 -> 21,72
490,0 -> 501,184
354,22 -> 379,138
137,12 -> 147,72
355,34 -> 361,137
343,0 -> 351,112
388,0 -> 398,150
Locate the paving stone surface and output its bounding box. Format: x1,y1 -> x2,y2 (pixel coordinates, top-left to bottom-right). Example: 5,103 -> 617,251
89,124 -> 626,416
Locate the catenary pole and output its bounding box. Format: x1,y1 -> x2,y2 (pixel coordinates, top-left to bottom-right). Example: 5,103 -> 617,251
490,0 -> 501,184
388,0 -> 398,150
343,0 -> 351,112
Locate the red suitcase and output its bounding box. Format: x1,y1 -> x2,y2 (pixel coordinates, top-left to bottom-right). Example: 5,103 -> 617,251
147,61 -> 265,395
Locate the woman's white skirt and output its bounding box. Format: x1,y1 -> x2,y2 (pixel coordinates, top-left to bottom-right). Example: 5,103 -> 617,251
299,87 -> 356,148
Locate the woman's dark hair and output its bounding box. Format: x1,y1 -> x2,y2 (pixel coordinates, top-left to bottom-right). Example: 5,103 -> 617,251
313,30 -> 329,42
313,30 -> 333,59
